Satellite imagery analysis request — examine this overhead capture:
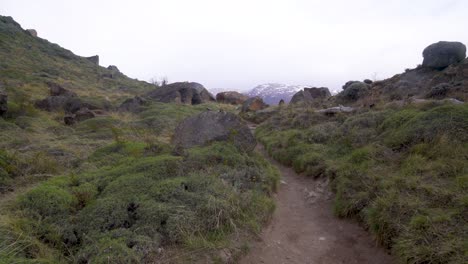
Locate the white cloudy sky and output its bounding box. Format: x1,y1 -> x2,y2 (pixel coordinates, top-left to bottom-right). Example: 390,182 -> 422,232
1,0 -> 467,92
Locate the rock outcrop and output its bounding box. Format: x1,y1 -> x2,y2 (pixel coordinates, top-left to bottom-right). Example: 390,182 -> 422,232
290,87 -> 331,104
241,97 -> 269,112
86,55 -> 99,65
422,41 -> 466,69
118,96 -> 147,113
216,91 -> 249,105
26,29 -> 37,37
173,111 -> 256,152
146,82 -> 215,105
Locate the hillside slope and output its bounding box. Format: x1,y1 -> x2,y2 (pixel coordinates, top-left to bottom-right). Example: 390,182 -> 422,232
0,16 -> 280,263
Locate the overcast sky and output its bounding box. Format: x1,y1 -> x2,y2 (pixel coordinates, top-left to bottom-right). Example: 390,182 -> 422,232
1,0 -> 467,92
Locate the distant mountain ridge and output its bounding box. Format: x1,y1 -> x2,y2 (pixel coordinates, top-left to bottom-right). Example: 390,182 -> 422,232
245,83 -> 309,105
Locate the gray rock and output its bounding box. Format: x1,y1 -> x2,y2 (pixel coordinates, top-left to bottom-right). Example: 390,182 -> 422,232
173,111 -> 256,152
118,96 -> 147,113
216,91 -> 249,105
363,79 -> 373,84
26,29 -> 37,37
317,105 -> 355,114
422,41 -> 466,69
290,87 -> 331,104
241,97 -> 269,112
107,65 -> 120,72
146,82 -> 215,105
86,55 -> 99,65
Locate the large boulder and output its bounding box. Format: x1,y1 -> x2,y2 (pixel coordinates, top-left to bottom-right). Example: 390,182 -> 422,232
339,81 -> 370,101
216,91 -> 249,105
146,82 -> 215,105
422,41 -> 466,69
173,111 -> 256,152
118,96 -> 147,113
0,91 -> 7,116
290,87 -> 331,104
241,97 -> 268,112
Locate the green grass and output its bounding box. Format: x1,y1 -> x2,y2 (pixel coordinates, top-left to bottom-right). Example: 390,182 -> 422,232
256,103 -> 468,264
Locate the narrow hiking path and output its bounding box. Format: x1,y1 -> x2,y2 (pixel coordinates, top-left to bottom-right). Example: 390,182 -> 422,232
241,124 -> 394,264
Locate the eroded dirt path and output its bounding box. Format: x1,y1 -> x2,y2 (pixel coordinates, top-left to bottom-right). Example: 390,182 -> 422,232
240,130 -> 394,264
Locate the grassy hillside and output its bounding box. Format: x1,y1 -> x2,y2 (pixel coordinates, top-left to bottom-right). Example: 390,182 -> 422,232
0,16 -> 154,104
256,103 -> 467,263
0,16 -> 280,263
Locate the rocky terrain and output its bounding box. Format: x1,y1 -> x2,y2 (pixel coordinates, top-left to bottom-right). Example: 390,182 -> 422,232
0,13 -> 467,264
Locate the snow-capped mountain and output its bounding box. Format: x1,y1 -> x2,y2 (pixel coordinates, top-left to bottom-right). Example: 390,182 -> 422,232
245,83 -> 309,105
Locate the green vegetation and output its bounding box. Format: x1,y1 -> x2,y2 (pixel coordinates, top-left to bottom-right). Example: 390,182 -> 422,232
256,103 -> 468,264
0,15 -> 280,263
2,141 -> 278,263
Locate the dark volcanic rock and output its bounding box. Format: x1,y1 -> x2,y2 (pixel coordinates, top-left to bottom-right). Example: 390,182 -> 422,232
146,82 -> 215,105
290,87 -> 331,104
216,91 -> 249,105
86,55 -> 99,65
64,108 -> 95,125
118,96 -> 147,113
241,97 -> 268,112
0,91 -> 7,116
422,41 -> 466,69
173,111 -> 256,152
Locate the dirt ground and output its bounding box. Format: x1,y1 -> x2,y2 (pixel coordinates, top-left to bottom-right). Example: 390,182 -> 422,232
239,143 -> 394,264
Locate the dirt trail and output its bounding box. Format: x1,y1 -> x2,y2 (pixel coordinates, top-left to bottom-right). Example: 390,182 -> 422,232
241,126 -> 394,264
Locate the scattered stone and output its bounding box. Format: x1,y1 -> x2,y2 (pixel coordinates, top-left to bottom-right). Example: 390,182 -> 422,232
290,87 -> 331,104
118,96 -> 147,113
86,55 -> 99,65
422,41 -> 466,69
363,79 -> 373,84
173,111 -> 256,152
146,82 -> 215,105
26,29 -> 37,37
241,96 -> 269,112
216,91 -> 249,105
